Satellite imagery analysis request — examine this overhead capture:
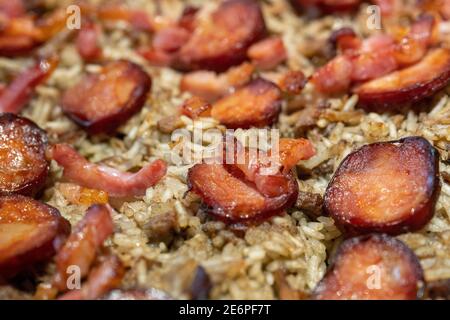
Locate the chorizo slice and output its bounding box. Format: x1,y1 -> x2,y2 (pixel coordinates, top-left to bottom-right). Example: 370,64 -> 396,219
61,60 -> 151,134
0,56 -> 58,114
312,234 -> 424,300
354,48 -> 450,110
211,78 -> 282,128
173,0 -> 266,72
324,136 -> 439,235
49,144 -> 167,198
58,255 -> 124,300
53,204 -> 114,291
0,195 -> 70,279
0,113 -> 49,196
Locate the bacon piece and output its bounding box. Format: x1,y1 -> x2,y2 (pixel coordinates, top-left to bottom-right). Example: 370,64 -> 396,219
180,62 -> 254,102
178,6 -> 199,32
188,138 -> 314,223
53,204 -> 114,291
324,137 -> 439,235
329,27 -> 360,54
278,71 -> 307,95
152,26 -> 190,53
311,55 -> 353,94
0,114 -> 49,196
0,56 -> 58,113
58,255 -> 124,300
61,60 -> 151,134
76,20 -> 102,62
247,36 -> 287,70
138,47 -> 174,67
312,234 -> 424,300
354,48 -> 450,110
173,0 -> 266,72
211,78 -> 282,128
180,97 -> 211,119
0,195 -> 70,279
277,138 -> 316,173
50,144 -> 167,198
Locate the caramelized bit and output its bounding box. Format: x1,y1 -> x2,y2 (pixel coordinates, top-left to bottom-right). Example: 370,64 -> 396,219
211,78 -> 282,128
0,114 -> 49,196
0,56 -> 58,114
180,97 -> 211,119
61,60 -> 151,134
0,195 -> 70,279
354,48 -> 450,110
312,234 -> 424,300
324,137 -> 439,235
58,183 -> 109,206
50,144 -> 167,198
53,204 -> 114,291
174,0 -> 266,72
311,55 -> 353,94
247,36 -> 287,70
278,71 -> 307,95
277,138 -> 316,172
180,62 -> 254,102
59,255 -> 125,300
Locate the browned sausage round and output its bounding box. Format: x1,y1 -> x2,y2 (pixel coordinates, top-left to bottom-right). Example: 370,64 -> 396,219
61,60 -> 151,134
312,234 -> 424,300
0,113 -> 49,196
0,195 -> 70,279
324,136 -> 439,235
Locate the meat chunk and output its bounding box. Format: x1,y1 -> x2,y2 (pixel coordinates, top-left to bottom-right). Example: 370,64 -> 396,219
247,36 -> 287,70
76,20 -> 102,62
173,0 -> 266,72
102,288 -> 172,300
49,144 -> 167,198
211,78 -> 282,128
0,195 -> 70,279
61,60 -> 151,134
0,113 -> 49,196
312,234 -> 424,300
324,137 -> 439,235
53,204 -> 114,291
290,0 -> 361,14
0,56 -> 58,114
354,48 -> 450,111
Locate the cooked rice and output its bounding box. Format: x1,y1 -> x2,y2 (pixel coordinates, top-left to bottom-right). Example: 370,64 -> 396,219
0,0 -> 449,299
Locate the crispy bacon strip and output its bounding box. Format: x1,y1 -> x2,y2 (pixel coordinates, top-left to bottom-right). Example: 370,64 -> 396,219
53,204 -> 114,291
58,255 -> 125,300
0,56 -> 58,113
247,36 -> 287,70
50,144 -> 167,198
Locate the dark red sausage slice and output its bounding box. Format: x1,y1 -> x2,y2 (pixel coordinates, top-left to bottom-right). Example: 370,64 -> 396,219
0,195 -> 70,279
173,0 -> 266,72
354,48 -> 450,111
290,0 -> 361,14
0,113 -> 49,196
211,78 -> 282,128
324,136 -> 439,235
61,60 -> 151,134
312,234 -> 424,300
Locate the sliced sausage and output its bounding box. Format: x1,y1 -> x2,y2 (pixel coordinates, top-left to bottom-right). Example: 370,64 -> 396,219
0,195 -> 70,279
312,234 -> 424,300
354,48 -> 450,111
173,0 -> 266,72
0,113 -> 49,196
61,60 -> 151,134
49,143 -> 167,198
324,136 -> 439,235
211,78 -> 282,128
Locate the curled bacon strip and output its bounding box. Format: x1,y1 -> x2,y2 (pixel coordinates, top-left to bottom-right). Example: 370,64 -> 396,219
187,138 -> 314,223
0,56 -> 58,114
50,144 -> 167,198
58,255 -> 124,300
211,78 -> 282,128
53,204 -> 114,291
